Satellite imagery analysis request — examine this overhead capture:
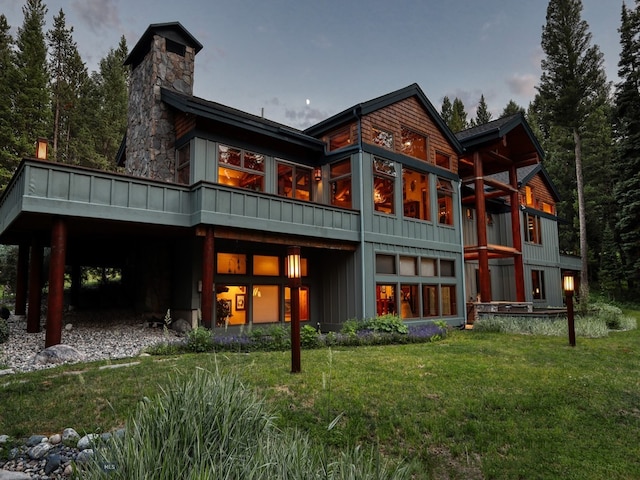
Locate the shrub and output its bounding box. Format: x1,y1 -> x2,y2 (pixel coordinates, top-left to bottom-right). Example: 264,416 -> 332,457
82,368 -> 408,479
367,314 -> 408,334
186,327 -> 214,353
300,324 -> 320,349
590,302 -> 624,330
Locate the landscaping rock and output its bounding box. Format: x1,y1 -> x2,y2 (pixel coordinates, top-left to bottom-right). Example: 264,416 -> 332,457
61,428 -> 79,447
33,344 -> 85,366
171,317 -> 192,334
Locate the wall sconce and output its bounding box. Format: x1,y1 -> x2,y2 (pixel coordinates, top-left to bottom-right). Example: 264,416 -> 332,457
313,167 -> 322,182
35,138 -> 48,160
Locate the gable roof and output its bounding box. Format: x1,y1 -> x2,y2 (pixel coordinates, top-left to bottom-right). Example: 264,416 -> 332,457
125,22 -> 203,69
489,163 -> 560,202
304,83 -> 464,154
456,113 -> 544,160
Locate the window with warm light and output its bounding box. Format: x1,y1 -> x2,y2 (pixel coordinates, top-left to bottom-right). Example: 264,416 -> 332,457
216,253 -> 247,274
376,284 -> 396,316
532,270 -> 545,299
525,212 -> 542,244
400,126 -> 428,161
328,127 -> 352,151
373,157 -> 395,214
402,167 -> 429,221
525,186 -> 534,206
253,255 -> 280,276
330,158 -> 352,208
400,284 -> 419,318
542,202 -> 554,214
372,126 -> 394,149
437,178 -> 454,225
285,286 -> 309,322
441,285 -> 457,315
435,151 -> 450,169
276,161 -> 312,201
218,145 -> 265,191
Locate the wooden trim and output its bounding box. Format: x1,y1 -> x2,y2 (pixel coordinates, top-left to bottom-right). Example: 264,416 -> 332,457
213,227 -> 357,251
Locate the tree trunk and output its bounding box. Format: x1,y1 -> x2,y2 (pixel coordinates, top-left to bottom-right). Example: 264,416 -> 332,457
573,128 -> 589,303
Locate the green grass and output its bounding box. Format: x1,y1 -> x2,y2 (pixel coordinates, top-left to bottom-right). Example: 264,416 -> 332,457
2,312 -> 640,479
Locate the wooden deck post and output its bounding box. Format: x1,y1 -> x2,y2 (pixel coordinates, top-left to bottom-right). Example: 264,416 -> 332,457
45,218 -> 67,347
201,227 -> 214,328
14,243 -> 29,316
474,151 -> 491,302
509,165 -> 526,302
27,240 -> 43,333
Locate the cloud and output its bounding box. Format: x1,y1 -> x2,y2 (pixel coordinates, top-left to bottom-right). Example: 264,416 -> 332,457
284,106 -> 331,129
506,73 -> 537,98
71,0 -> 121,33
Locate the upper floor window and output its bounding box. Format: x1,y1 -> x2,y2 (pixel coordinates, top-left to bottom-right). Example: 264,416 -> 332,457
372,126 -> 394,149
435,151 -> 450,169
373,157 -> 395,215
525,186 -> 534,206
542,202 -> 554,214
437,178 -> 454,225
525,212 -> 542,244
402,167 -> 429,221
328,127 -> 352,151
330,158 -> 352,208
400,126 -> 427,161
277,161 -> 312,201
218,145 -> 265,192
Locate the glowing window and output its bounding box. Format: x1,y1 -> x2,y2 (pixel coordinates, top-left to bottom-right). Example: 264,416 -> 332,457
400,126 -> 427,161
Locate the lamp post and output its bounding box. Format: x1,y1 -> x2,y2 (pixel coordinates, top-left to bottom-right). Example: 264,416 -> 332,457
286,246 -> 302,373
563,275 -> 576,347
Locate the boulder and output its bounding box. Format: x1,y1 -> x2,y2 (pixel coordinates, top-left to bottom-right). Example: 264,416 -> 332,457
62,427 -> 80,447
34,344 -> 85,365
171,318 -> 192,334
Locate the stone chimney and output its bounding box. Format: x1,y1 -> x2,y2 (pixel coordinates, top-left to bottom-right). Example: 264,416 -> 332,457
124,23 -> 202,181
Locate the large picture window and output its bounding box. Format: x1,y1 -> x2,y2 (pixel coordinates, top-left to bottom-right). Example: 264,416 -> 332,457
218,145 -> 265,191
277,161 -> 312,201
373,157 -> 395,214
400,126 -> 427,160
330,158 -> 352,208
402,167 -> 429,221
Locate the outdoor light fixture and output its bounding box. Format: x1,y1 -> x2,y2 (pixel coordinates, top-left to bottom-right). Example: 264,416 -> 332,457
563,274 -> 576,347
35,138 -> 48,160
287,246 -> 302,373
313,167 -> 322,182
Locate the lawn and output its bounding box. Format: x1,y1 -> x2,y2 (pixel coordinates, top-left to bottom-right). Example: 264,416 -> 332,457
1,312 -> 639,479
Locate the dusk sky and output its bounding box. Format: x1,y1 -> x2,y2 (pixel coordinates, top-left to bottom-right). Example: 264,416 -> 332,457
0,0 -> 622,129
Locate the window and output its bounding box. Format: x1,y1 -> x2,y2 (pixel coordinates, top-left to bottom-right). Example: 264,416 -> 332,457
328,127 -> 352,151
216,253 -> 247,274
252,285 -> 280,323
330,159 -> 352,208
400,284 -> 419,319
399,256 -> 417,276
420,258 -> 437,276
277,161 -> 312,201
253,255 -> 280,276
525,212 -> 542,244
422,285 -> 439,317
372,126 -> 394,149
542,202 -> 554,214
176,143 -> 190,185
373,158 -> 395,214
376,254 -> 396,274
441,285 -> 457,316
525,186 -> 534,206
465,208 -> 473,220
435,151 -> 450,169
218,145 -> 265,191
440,260 -> 455,277
401,126 -> 427,160
376,284 -> 396,316
532,270 -> 545,300
285,286 -> 309,322
437,178 -> 454,225
402,168 -> 429,221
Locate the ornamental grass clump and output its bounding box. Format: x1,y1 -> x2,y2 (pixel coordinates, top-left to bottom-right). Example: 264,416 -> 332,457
82,368 -> 408,480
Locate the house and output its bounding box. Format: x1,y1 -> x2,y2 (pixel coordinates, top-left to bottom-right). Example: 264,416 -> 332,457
0,23 -> 579,347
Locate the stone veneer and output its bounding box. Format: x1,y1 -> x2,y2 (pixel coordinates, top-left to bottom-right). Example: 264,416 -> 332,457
126,35 -> 195,181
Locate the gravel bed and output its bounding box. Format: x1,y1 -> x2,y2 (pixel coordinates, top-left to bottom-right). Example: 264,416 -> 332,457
0,309 -> 176,374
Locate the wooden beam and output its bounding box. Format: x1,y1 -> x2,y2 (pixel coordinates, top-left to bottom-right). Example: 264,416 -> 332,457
46,218 -> 67,347
213,227 -> 358,251
201,227 -> 214,329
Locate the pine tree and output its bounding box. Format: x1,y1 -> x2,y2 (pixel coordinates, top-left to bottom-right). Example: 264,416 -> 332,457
613,2 -> 640,297
450,97 -> 468,133
501,100 -> 525,118
0,15 -> 19,191
13,0 -> 50,158
474,94 -> 492,125
440,96 -> 453,127
537,0 -> 609,301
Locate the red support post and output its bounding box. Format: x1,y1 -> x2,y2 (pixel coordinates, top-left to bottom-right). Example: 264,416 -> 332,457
45,218 -> 67,347
473,152 -> 491,302
201,227 -> 214,328
509,166 -> 526,302
291,285 -> 301,373
27,241 -> 43,333
14,243 -> 29,316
